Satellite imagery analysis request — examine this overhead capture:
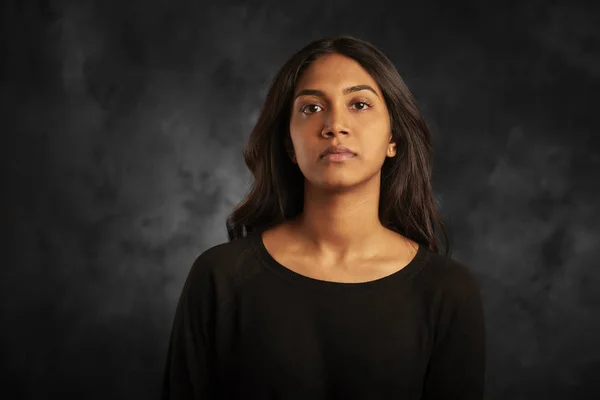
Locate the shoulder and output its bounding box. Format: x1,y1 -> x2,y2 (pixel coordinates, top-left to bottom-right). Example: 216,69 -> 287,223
412,251 -> 486,339
416,250 -> 484,303
184,234 -> 264,295
193,234 -> 257,269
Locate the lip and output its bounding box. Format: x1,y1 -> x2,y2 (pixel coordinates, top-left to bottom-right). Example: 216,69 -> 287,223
319,145 -> 356,158
322,152 -> 356,162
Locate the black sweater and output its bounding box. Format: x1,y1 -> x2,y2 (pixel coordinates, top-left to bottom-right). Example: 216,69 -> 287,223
160,232 -> 486,399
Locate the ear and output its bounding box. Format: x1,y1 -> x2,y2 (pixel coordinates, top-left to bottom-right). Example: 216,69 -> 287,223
387,134 -> 397,157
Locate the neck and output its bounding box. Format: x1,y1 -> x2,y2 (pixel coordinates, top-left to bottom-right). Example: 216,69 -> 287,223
291,176 -> 388,263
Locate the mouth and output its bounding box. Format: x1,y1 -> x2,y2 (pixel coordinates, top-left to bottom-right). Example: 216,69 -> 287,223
319,145 -> 356,159
321,152 -> 356,162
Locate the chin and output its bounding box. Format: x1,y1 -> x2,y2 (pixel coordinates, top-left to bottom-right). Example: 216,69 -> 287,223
306,167 -> 381,191
299,163 -> 379,190
310,175 -> 365,191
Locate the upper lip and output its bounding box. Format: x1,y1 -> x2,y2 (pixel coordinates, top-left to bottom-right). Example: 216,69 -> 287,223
320,145 -> 356,157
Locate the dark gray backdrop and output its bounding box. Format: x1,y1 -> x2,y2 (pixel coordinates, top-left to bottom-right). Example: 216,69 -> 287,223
2,0 -> 599,399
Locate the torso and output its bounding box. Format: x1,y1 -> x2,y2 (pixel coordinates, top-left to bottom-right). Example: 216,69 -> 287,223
261,222 -> 420,284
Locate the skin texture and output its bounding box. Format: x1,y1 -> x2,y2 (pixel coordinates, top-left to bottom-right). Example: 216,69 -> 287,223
263,53 -> 418,281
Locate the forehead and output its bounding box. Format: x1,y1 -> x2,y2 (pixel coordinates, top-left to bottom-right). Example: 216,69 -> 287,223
295,53 -> 381,94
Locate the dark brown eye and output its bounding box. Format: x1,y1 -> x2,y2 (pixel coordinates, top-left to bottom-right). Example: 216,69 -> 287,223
353,101 -> 372,110
301,104 -> 322,114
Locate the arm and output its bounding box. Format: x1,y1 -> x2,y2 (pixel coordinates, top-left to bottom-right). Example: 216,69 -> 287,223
160,259 -> 217,399
422,264 -> 486,400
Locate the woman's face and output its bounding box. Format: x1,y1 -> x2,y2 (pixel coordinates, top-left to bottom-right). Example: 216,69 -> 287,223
288,53 -> 395,190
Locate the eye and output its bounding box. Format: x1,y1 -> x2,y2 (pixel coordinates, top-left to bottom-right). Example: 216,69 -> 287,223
352,101 -> 372,111
300,104 -> 322,114
299,100 -> 373,115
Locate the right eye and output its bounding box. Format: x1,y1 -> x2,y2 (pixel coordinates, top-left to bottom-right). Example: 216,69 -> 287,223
300,104 -> 322,114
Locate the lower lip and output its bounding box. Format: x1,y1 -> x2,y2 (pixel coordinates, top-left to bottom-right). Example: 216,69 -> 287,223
322,152 -> 356,161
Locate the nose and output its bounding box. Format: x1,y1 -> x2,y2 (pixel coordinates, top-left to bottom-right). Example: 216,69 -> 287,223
321,105 -> 349,138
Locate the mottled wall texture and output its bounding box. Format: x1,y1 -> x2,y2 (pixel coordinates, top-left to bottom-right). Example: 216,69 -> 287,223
2,0 -> 599,398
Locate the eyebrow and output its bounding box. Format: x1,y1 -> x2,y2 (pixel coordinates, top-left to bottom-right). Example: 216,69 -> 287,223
294,85 -> 380,100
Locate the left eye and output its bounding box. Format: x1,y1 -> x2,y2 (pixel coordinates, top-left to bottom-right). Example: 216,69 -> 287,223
353,101 -> 371,110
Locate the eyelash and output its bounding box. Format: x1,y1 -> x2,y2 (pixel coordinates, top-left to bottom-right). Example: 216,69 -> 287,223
300,100 -> 373,115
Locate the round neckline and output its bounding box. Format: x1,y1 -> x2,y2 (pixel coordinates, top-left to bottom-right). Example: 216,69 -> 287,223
249,231 -> 428,293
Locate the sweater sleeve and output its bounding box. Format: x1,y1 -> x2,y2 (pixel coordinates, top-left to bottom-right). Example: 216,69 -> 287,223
160,257 -> 217,399
421,262 -> 486,400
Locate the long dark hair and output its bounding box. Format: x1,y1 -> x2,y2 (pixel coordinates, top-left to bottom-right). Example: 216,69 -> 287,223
226,35 -> 451,257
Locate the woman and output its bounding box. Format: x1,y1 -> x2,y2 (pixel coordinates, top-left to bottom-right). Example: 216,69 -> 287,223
161,36 -> 486,399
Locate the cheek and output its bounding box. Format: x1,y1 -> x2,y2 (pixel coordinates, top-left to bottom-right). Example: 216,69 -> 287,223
289,133 -> 308,154
361,114 -> 389,132
355,113 -> 390,137
289,119 -> 317,145
362,144 -> 391,165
